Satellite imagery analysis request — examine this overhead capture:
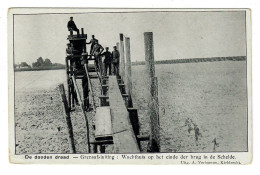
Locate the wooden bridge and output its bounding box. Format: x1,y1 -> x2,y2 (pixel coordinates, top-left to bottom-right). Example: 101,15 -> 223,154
59,29 -> 160,153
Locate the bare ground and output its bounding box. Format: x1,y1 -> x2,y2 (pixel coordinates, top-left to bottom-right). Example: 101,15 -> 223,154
14,61 -> 248,153
132,61 -> 247,152
14,70 -> 113,154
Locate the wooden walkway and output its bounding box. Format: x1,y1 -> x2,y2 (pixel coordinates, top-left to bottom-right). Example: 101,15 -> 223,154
108,76 -> 140,153
62,32 -> 157,153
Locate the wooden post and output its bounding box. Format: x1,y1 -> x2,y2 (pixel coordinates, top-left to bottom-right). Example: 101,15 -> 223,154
82,75 -> 89,111
125,37 -> 133,107
114,42 -> 119,77
144,32 -> 160,152
116,42 -> 120,53
119,34 -> 125,80
81,28 -> 84,36
65,57 -> 71,110
84,63 -> 96,111
58,84 -> 76,153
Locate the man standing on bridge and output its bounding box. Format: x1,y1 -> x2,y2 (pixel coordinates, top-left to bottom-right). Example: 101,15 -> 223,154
112,46 -> 120,76
67,17 -> 79,36
102,47 -> 112,76
92,40 -> 104,72
87,35 -> 98,55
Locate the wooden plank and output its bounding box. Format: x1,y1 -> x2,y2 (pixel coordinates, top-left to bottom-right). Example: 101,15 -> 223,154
109,76 -> 140,153
95,107 -> 113,141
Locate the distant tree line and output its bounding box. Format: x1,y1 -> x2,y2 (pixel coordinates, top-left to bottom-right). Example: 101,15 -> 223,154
15,57 -> 65,71
14,62 -> 31,69
32,57 -> 52,68
132,56 -> 246,66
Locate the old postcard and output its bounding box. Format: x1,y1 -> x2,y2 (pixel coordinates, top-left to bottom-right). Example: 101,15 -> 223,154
8,8 -> 252,164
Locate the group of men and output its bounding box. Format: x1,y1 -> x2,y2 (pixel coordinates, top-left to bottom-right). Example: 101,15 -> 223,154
67,17 -> 120,76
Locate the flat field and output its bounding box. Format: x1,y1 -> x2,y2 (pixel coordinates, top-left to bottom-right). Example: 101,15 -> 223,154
14,60 -> 248,153
132,61 -> 247,152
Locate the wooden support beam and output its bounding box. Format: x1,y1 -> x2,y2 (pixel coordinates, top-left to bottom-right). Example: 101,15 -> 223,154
118,83 -> 126,94
137,135 -> 150,141
65,58 -> 71,111
117,78 -> 123,83
84,63 -> 96,111
99,95 -> 109,99
58,84 -> 76,153
144,32 -> 160,152
90,140 -> 114,145
122,94 -> 129,97
89,75 -> 98,79
82,75 -> 89,113
127,108 -> 140,137
122,94 -> 129,107
102,84 -> 109,95
102,79 -> 108,85
125,37 -> 133,107
71,75 -> 91,153
102,76 -> 109,79
119,34 -> 125,80
99,95 -> 109,106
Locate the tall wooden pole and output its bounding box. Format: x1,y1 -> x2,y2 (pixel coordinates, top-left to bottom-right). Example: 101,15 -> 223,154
119,34 -> 125,80
113,42 -> 119,76
59,84 -> 76,153
65,58 -> 71,110
116,42 -> 120,52
125,37 -> 133,107
144,32 -> 160,152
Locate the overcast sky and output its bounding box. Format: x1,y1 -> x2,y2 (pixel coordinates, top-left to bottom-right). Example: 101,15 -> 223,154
14,11 -> 246,65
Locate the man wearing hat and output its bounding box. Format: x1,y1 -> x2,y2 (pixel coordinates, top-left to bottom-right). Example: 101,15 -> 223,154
102,47 -> 112,76
67,17 -> 79,36
111,46 -> 120,76
87,35 -> 98,55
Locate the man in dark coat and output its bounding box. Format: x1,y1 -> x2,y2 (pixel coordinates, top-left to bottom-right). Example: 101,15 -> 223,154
102,47 -> 112,76
92,40 -> 104,72
112,46 -> 120,76
67,17 -> 79,36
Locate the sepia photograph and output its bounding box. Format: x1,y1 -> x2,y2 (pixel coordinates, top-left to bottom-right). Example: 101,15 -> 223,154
8,8 -> 252,164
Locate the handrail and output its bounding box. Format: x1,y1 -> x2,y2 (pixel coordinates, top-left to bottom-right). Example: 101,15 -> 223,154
84,63 -> 96,112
